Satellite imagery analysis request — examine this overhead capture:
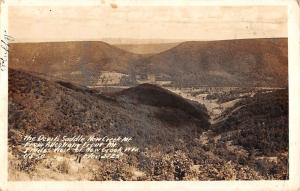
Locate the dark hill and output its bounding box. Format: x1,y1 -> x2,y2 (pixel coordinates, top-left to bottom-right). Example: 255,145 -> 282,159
114,83 -> 209,124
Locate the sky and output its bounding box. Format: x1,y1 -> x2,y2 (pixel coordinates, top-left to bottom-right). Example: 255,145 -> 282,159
8,5 -> 287,43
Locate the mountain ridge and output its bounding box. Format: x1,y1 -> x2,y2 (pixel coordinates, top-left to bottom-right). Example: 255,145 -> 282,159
9,38 -> 288,87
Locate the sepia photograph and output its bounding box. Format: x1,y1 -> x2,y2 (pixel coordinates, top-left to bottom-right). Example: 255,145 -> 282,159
7,3 -> 289,181
1,0 -> 300,190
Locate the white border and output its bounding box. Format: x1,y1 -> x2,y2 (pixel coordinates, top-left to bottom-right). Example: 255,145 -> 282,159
0,0 -> 8,190
4,0 -> 299,6
1,0 -> 299,191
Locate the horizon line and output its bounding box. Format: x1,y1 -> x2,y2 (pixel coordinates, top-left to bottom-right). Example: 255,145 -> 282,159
9,37 -> 288,44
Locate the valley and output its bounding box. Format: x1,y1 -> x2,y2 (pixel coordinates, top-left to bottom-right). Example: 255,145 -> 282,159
8,38 -> 288,181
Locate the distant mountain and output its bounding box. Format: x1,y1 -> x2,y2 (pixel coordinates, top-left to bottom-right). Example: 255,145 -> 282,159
9,38 -> 288,87
140,38 -> 288,87
9,41 -> 141,86
115,43 -> 180,54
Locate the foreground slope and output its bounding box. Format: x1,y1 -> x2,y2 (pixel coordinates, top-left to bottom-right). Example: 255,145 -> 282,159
210,88 -> 288,179
213,88 -> 288,154
8,68 -> 209,147
9,69 -> 267,180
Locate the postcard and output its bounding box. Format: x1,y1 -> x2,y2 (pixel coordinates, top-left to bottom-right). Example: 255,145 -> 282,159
0,0 -> 299,190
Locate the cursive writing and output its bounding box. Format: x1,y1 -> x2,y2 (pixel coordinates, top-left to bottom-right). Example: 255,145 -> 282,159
0,30 -> 14,71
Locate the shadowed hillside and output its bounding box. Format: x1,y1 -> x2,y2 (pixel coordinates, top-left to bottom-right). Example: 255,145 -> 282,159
8,68 -> 209,147
114,83 -> 209,125
213,88 -> 288,155
209,88 -> 288,179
